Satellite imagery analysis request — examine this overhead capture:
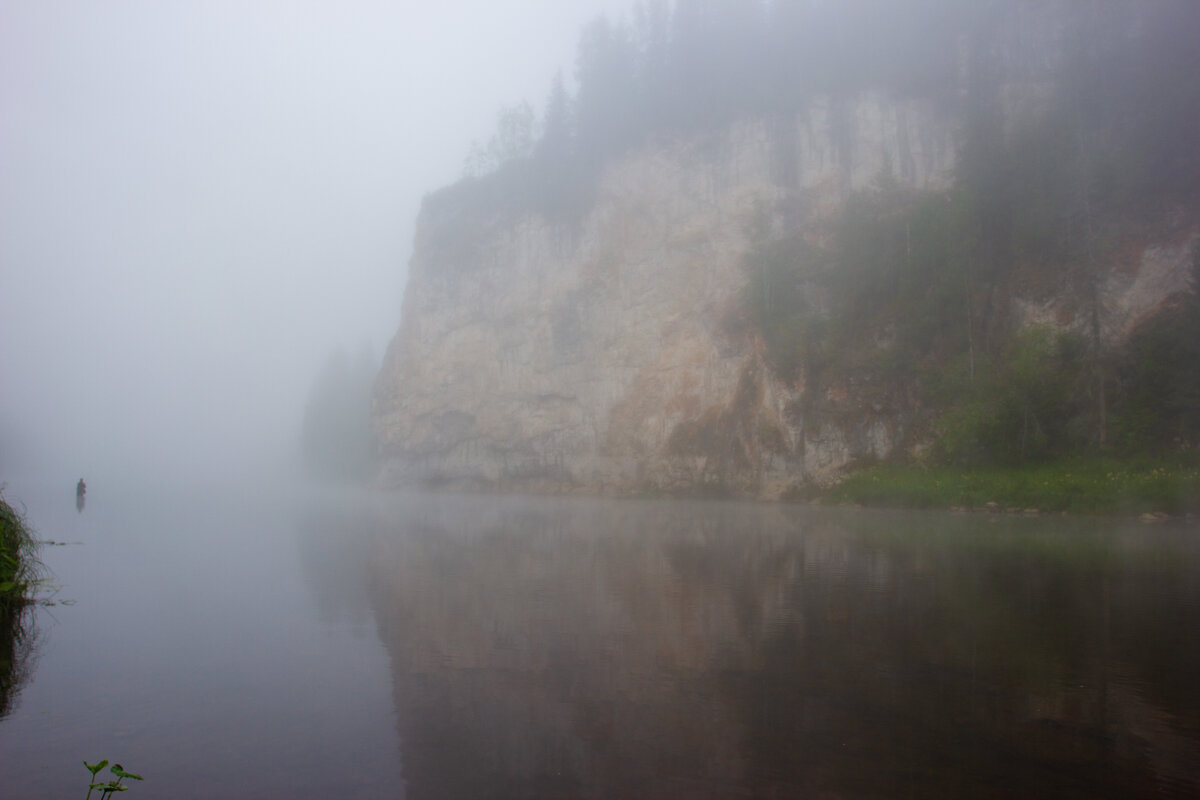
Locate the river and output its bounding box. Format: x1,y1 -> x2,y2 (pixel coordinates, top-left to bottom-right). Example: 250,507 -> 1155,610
2,481 -> 1198,798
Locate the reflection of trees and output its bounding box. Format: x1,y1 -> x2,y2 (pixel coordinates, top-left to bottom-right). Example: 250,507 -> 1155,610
0,605 -> 36,719
295,502 -> 375,629
360,497 -> 1200,799
0,492 -> 41,720
730,517 -> 1200,798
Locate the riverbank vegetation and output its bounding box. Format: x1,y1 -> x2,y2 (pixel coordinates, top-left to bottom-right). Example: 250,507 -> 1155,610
0,490 -> 40,613
825,457 -> 1200,517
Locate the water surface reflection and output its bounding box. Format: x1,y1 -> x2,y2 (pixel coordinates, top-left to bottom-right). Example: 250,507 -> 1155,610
0,604 -> 37,720
358,495 -> 1200,799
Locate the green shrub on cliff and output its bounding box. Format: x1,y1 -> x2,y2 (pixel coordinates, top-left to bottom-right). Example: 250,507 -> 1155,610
936,327 -> 1089,466
1112,255 -> 1200,451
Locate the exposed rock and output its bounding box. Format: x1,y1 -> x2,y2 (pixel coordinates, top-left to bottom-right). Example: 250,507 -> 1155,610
375,96 -> 957,497
373,92 -> 1197,498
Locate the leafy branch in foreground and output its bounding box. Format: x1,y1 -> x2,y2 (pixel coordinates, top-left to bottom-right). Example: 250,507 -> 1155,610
84,760 -> 143,799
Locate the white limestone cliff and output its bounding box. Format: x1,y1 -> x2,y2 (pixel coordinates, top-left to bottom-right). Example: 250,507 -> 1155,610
373,92 -> 1195,498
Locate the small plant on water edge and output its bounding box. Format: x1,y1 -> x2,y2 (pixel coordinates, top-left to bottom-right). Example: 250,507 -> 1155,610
84,760 -> 143,799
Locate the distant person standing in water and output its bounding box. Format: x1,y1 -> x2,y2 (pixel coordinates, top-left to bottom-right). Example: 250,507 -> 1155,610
76,478 -> 86,512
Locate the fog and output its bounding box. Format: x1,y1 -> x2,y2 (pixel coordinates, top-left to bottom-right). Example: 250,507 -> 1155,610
0,0 -> 631,488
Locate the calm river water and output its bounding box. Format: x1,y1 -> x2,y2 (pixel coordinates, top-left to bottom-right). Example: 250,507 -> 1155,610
1,481 -> 1199,799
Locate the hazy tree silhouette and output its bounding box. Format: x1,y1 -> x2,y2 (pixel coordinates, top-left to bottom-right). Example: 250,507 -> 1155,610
301,345 -> 377,482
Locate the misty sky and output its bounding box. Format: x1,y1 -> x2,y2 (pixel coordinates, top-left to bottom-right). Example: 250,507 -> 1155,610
0,0 -> 631,483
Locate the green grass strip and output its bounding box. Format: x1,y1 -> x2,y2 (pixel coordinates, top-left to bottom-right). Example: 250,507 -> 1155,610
825,456 -> 1200,515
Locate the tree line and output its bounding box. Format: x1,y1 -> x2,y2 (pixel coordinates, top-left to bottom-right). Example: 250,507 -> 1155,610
460,1 -> 1197,212
301,345 -> 378,482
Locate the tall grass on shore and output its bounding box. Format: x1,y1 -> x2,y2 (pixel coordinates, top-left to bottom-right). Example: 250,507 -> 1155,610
825,457 -> 1200,516
0,490 -> 42,611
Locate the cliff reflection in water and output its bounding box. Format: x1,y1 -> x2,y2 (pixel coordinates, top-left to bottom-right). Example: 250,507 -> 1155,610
354,495 -> 1200,799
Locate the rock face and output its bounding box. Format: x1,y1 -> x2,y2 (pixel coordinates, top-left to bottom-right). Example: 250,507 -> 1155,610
373,92 -> 1195,497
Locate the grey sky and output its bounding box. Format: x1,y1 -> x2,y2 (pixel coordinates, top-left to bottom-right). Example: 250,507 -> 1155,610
0,0 -> 632,483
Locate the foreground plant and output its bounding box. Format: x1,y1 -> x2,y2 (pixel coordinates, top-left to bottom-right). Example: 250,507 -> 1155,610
84,760 -> 143,799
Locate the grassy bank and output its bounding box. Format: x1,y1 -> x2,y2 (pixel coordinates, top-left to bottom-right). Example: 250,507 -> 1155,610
0,490 -> 41,612
824,457 -> 1200,516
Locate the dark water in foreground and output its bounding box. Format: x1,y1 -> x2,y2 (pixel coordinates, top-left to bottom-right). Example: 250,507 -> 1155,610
1,484 -> 1199,799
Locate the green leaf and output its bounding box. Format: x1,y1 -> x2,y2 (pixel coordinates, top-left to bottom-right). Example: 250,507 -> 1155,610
111,766 -> 143,780
85,760 -> 110,775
